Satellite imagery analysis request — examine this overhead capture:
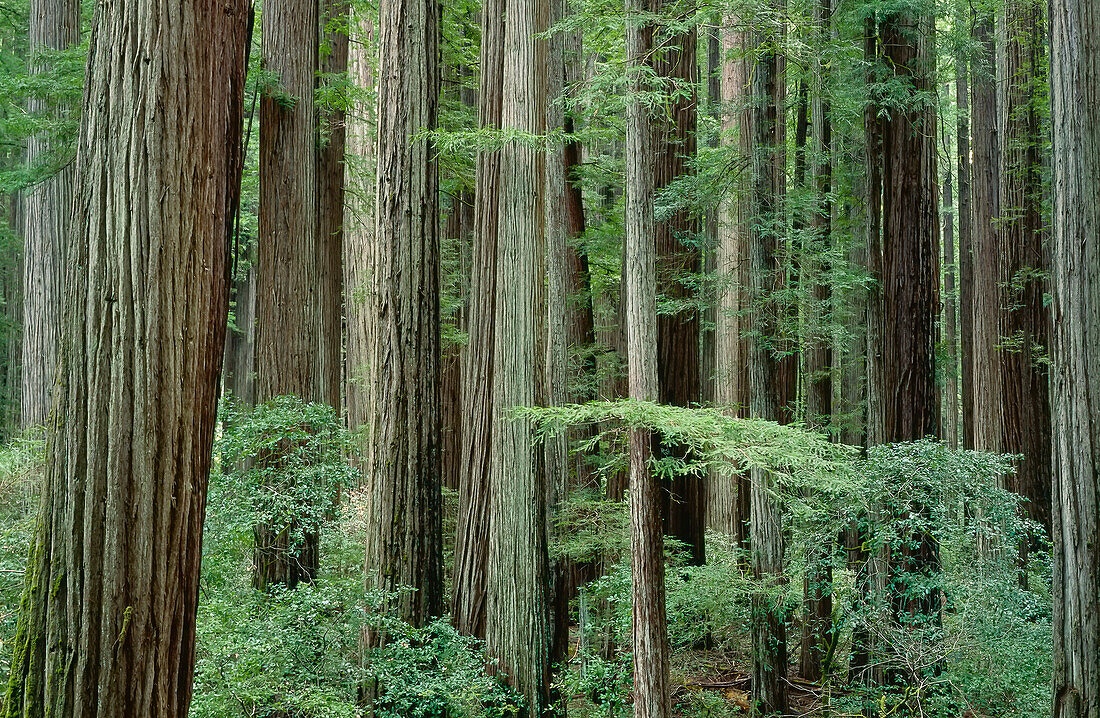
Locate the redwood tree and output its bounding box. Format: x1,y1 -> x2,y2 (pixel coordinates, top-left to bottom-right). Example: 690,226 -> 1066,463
484,1 -> 552,712
253,0 -> 320,589
1,1 -> 249,714
999,0 -> 1052,537
653,0 -> 705,567
747,2 -> 789,712
364,0 -> 443,627
452,0 -> 504,640
20,0 -> 79,428
1049,1 -> 1100,714
625,3 -> 671,716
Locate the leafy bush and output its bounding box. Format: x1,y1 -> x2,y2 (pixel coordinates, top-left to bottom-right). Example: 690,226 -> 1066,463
214,395 -> 359,566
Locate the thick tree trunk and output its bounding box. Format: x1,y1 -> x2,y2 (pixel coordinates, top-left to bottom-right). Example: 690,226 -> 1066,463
876,6 -> 941,634
748,4 -> 789,713
1,193 -> 24,440
1049,2 -> 1100,716
875,12 -> 939,446
365,0 -> 443,629
1,3 -> 248,715
485,2 -> 551,712
452,0 -> 505,640
625,3 -> 671,716
254,0 -> 321,589
20,0 -> 79,428
316,0 -> 349,412
968,12 -> 1003,457
653,6 -> 705,567
999,0 -> 1052,538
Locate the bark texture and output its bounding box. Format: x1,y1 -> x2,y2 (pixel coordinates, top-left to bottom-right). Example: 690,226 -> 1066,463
874,6 -> 941,644
484,1 -> 551,712
968,12 -> 1003,456
941,120 -> 958,449
316,0 -> 349,412
1049,2 -> 1100,715
999,0 -> 1052,536
653,2 -> 705,567
1,2 -> 248,714
20,0 -> 80,428
365,0 -> 443,628
625,3 -> 671,716
345,16 -> 375,438
452,0 -> 504,640
711,13 -> 751,542
748,4 -> 789,713
254,0 -> 321,589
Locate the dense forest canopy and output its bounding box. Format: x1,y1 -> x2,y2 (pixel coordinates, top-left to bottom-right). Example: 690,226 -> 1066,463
0,0 -> 1096,717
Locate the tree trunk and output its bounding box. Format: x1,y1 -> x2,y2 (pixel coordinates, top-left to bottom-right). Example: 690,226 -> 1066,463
875,6 -> 941,637
316,0 -> 349,412
1,192 -> 24,440
1,3 -> 248,714
999,0 -> 1052,538
20,0 -> 80,428
968,11 -> 1003,457
748,3 -> 789,713
345,15 -> 375,441
941,103 -> 959,450
625,2 -> 671,716
653,4 -> 705,567
800,0 -> 834,683
254,0 -> 321,589
485,2 -> 552,712
709,14 -> 749,541
452,0 -> 505,640
956,35 -> 975,451
1049,2 -> 1100,716
224,262 -> 257,406
365,0 -> 443,629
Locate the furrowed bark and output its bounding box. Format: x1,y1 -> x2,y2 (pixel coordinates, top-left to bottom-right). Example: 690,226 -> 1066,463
2,2 -> 249,714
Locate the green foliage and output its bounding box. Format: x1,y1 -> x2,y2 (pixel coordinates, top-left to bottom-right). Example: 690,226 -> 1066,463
0,432 -> 43,681
191,576 -> 367,718
197,398 -> 518,718
364,611 -> 524,718
215,396 -> 359,560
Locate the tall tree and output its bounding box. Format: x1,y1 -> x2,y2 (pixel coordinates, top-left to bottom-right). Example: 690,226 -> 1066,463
20,0 -> 79,428
968,7 -> 1002,457
999,0 -> 1052,536
254,0 -> 320,589
485,1 -> 551,712
874,3 -> 941,634
344,15 -> 375,443
711,11 -> 751,544
1049,1 -> 1100,715
625,2 -> 671,716
747,1 -> 789,712
941,94 -> 959,450
316,0 -> 349,411
956,36 -> 975,449
800,0 -> 834,683
452,0 -> 504,640
653,0 -> 705,567
1,1 -> 249,714
364,0 -> 443,629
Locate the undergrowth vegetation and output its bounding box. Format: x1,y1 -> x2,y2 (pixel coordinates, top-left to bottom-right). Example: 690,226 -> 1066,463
0,400 -> 1053,718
